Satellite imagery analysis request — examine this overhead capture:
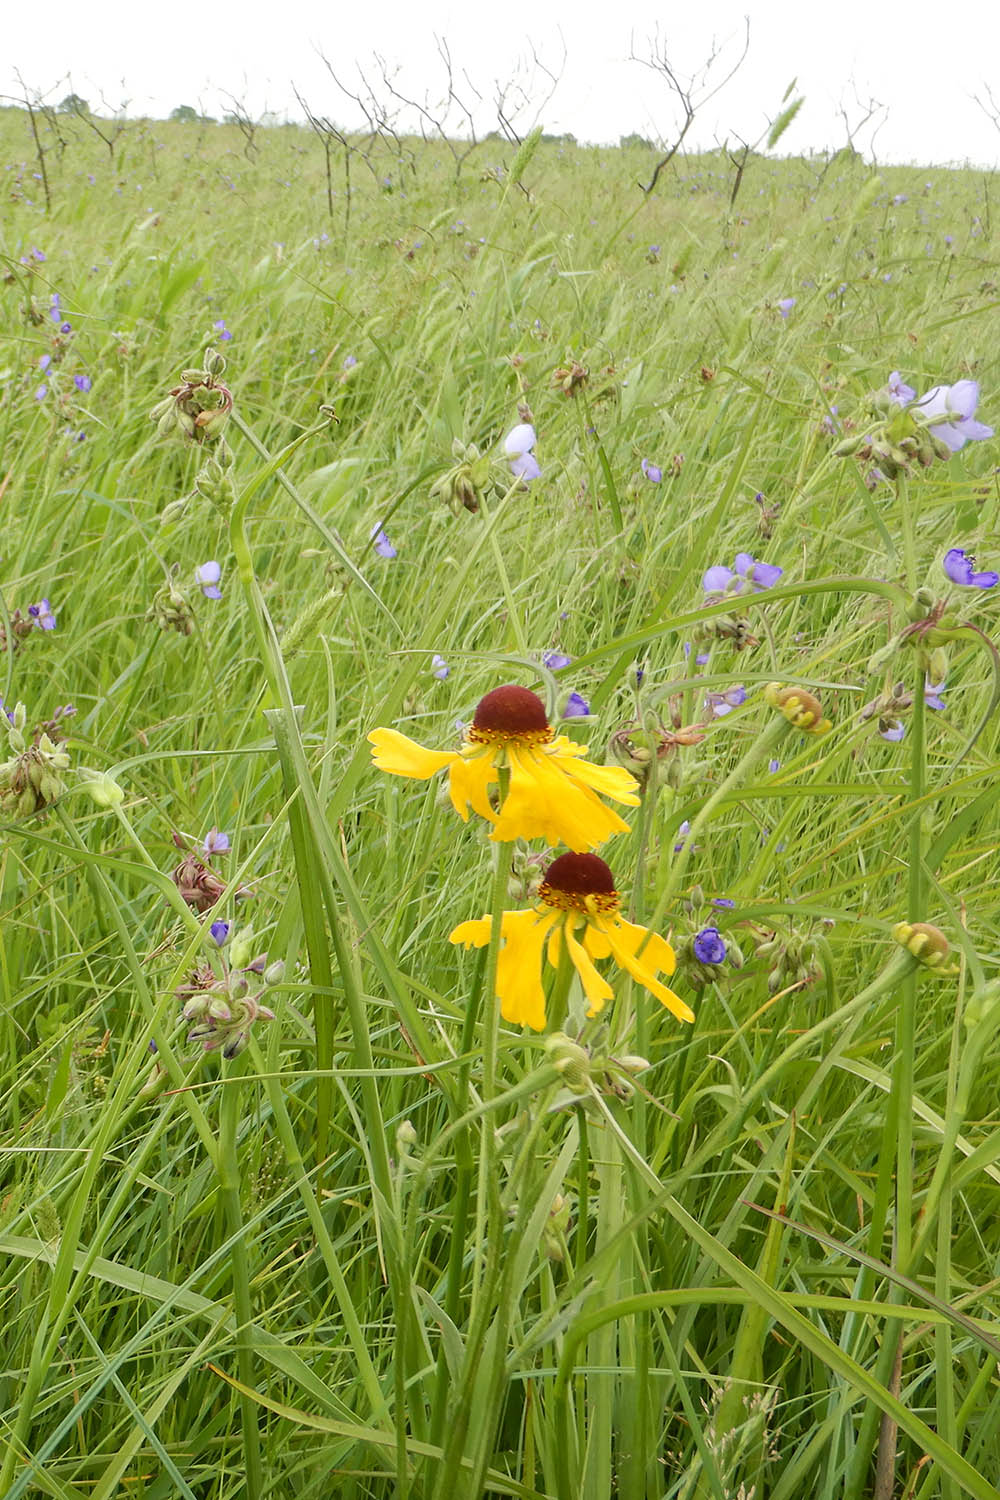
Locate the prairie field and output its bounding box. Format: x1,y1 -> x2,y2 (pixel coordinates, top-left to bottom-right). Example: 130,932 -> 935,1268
3,108 -> 1000,1499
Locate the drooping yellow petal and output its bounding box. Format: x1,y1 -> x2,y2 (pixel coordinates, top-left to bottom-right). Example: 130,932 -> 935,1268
610,915 -> 678,977
369,728 -> 458,781
448,746 -> 498,823
563,917 -> 614,1016
548,736 -> 641,806
492,743 -> 633,851
599,917 -> 694,1024
581,924 -> 612,960
494,909 -> 560,1031
449,916 -> 494,949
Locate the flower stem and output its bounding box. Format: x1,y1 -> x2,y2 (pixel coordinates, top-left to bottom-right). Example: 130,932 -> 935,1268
217,1054 -> 263,1500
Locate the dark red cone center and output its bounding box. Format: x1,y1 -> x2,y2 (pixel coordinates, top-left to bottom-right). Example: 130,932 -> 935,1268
473,684 -> 550,735
543,852 -> 616,896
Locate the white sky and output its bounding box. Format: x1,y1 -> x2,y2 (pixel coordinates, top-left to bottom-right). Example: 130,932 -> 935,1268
5,0 -> 1000,168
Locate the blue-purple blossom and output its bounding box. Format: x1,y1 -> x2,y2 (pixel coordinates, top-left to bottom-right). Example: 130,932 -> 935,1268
543,650 -> 572,670
703,553 -> 783,596
504,422 -> 540,484
915,381 -> 993,452
943,548 -> 999,589
49,294 -> 61,322
34,384 -> 47,401
59,321 -> 72,335
925,679 -> 946,711
705,685 -> 746,717
371,524 -> 397,559
887,371 -> 915,406
641,458 -> 663,483
30,246 -> 46,262
203,828 -> 230,857
776,297 -> 796,320
343,354 -> 357,369
712,898 -> 736,909
693,926 -> 727,964
195,561 -> 223,599
73,373 -> 92,393
213,318 -> 233,342
674,819 -> 690,852
562,691 -> 590,718
431,653 -> 449,679
880,720 -> 906,742
210,920 -> 231,945
38,354 -> 51,372
28,599 -> 56,630
768,758 -> 781,773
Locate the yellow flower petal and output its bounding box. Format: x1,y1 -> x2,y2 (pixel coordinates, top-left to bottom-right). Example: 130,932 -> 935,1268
600,917 -> 694,1024
495,909 -> 559,1031
449,917 -> 493,949
492,743 -> 633,851
582,924 -> 612,960
369,727 -> 458,781
548,736 -> 641,806
448,746 -> 498,823
563,918 -> 614,1016
611,916 -> 678,977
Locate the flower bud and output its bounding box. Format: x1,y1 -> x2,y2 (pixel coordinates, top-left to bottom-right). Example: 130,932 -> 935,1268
228,929 -> 255,970
396,1119 -> 419,1151
763,682 -> 832,735
544,1031 -> 591,1091
892,920 -> 954,971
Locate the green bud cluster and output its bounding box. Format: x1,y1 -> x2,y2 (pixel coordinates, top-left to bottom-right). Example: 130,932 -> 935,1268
754,928 -> 820,994
0,704 -> 71,818
192,438 -> 237,515
149,347 -> 233,446
429,438 -> 493,515
147,566 -> 195,635
693,614 -> 759,650
175,939 -> 281,1061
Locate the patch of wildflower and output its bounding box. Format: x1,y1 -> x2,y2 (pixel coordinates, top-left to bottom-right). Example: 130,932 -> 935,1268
703,553 -> 783,599
504,422 -> 541,484
195,561 -> 223,599
450,852 -> 693,1031
705,685 -> 746,718
431,653 -> 449,680
641,458 -> 662,483
943,548 -> 998,589
0,702 -> 71,818
861,679 -> 947,741
371,525 -> 397,559
369,683 -> 640,851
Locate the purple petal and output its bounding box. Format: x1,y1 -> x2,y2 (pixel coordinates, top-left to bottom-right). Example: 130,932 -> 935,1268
970,570 -> 999,589
933,423 -> 968,453
562,691 -> 590,718
955,419 -> 993,443
510,451 -> 541,482
641,459 -> 663,483
733,553 -> 756,577
948,380 -> 979,420
702,565 -> 735,593
880,722 -> 906,742
210,920 -> 230,945
751,562 -> 784,589
943,549 -> 973,584
915,384 -> 949,420
504,422 -> 536,457
543,651 -> 572,670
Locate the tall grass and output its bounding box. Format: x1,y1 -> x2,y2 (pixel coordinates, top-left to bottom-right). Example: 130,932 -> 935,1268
1,108 -> 1000,1498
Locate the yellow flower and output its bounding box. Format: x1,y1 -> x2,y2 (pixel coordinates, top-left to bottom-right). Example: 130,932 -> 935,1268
369,684 -> 640,852
449,852 -> 694,1032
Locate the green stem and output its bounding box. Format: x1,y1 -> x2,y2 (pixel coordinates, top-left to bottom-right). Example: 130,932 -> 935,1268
217,1054 -> 264,1500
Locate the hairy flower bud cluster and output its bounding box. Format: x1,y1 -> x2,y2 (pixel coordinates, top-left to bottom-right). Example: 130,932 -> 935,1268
552,359 -> 589,397
0,704 -> 71,817
176,945 -> 280,1059
150,347 -> 233,445
147,566 -> 195,635
754,928 -> 821,994
429,437 -> 493,514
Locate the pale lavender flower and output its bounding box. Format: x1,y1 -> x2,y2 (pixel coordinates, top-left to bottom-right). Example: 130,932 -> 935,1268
74,373 -> 91,393
38,354 -> 51,372
943,548 -> 999,589
543,650 -> 572,670
777,297 -> 796,320
30,246 -> 46,262
915,381 -> 993,452
371,524 -> 397,559
887,371 -> 915,406
703,553 -> 783,596
504,422 -> 540,484
562,691 -> 590,718
195,561 -> 223,599
431,653 -> 449,679
712,897 -> 736,909
893,193 -> 908,205
674,819 -> 690,853
213,318 -> 233,342
59,321 -> 72,335
641,458 -> 663,483
210,920 -> 230,945
925,680 -> 946,711
49,293 -> 61,322
203,829 -> 230,857
28,599 -> 56,630
343,354 -> 357,369
880,720 -> 906,742
705,685 -> 746,717
34,384 -> 47,401
768,758 -> 781,773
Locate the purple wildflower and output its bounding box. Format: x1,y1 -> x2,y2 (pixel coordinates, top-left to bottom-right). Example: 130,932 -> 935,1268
674,819 -> 690,853
38,354 -> 51,372
641,458 -> 663,483
712,898 -> 736,909
880,720 -> 906,742
74,373 -> 92,393
34,384 -> 47,401
371,524 -> 397,559
943,548 -> 999,589
210,920 -> 231,945
30,247 -> 46,262
28,599 -> 56,630
915,381 -> 993,452
203,829 -> 230,857
59,321 -> 72,335
705,685 -> 746,717
195,561 -> 223,599
504,422 -> 540,484
887,371 -> 915,406
213,319 -> 233,342
768,758 -> 781,773
776,297 -> 796,320
693,926 -> 727,964
431,653 -> 449,679
543,650 -> 572,670
562,691 -> 590,718
925,680 -> 946,711
703,553 -> 783,596
49,294 -> 61,322
343,354 -> 357,369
